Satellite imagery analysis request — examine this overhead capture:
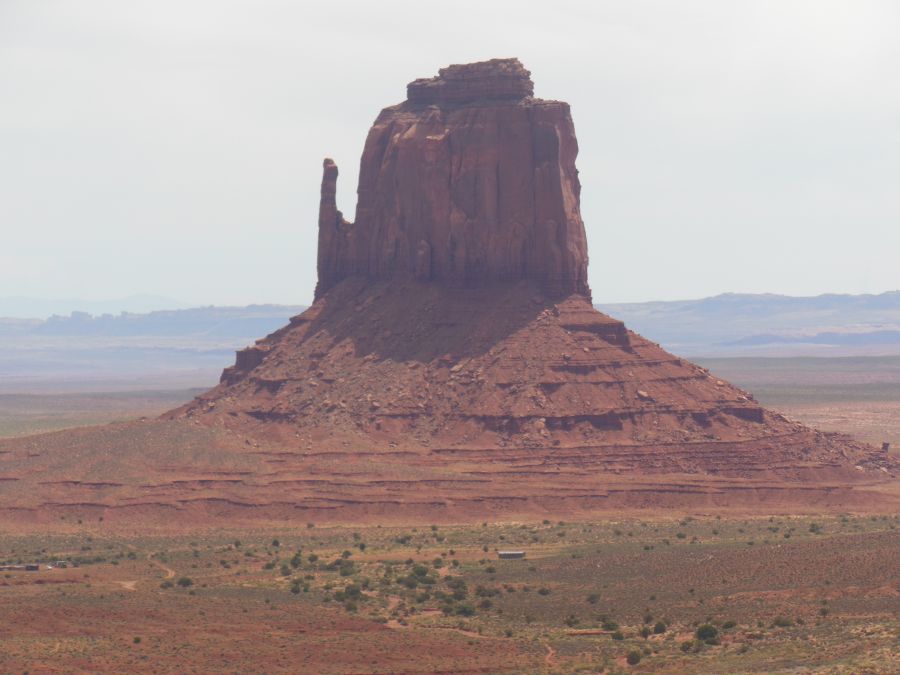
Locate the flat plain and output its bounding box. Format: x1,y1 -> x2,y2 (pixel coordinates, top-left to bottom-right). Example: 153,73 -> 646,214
1,516 -> 897,673
697,356 -> 900,453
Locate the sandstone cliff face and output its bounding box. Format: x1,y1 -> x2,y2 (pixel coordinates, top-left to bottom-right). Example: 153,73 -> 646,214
315,58 -> 590,299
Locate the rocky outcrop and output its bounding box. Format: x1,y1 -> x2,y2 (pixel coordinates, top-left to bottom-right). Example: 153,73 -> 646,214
314,58 -> 590,299
4,56 -> 884,529
170,57 -> 892,517
0,58 -> 895,530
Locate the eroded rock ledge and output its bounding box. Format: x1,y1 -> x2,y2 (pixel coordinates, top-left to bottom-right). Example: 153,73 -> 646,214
406,57 -> 534,105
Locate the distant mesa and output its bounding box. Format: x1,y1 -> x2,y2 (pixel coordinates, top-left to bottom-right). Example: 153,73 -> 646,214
0,58 -> 895,528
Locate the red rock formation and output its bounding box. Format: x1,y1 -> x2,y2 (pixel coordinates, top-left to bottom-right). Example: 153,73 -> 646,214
1,58 -> 894,527
315,58 -> 590,299
164,58 -> 893,519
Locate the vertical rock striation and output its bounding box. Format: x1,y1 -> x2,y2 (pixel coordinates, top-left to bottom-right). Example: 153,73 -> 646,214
314,58 -> 590,300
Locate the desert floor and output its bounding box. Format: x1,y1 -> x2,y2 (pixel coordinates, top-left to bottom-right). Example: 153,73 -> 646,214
1,356 -> 898,673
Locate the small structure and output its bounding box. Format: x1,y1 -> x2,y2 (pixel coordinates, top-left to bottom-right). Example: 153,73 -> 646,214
0,564 -> 39,572
497,550 -> 526,560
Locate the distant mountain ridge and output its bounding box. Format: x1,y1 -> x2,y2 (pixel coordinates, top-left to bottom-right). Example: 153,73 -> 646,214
597,290 -> 900,356
0,304 -> 305,390
27,305 -> 306,339
3,290 -> 900,392
0,294 -> 190,319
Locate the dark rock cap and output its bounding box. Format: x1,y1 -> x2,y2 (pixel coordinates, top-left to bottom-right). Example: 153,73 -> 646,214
406,57 -> 534,105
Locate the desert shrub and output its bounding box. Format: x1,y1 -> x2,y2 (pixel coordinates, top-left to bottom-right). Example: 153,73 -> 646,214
695,624 -> 718,640
587,593 -> 600,604
653,621 -> 667,634
722,620 -> 737,629
564,614 -> 579,627
643,613 -> 653,624
455,603 -> 476,616
280,564 -> 291,577
538,587 -> 550,596
626,650 -> 642,665
601,619 -> 619,631
772,616 -> 793,628
640,626 -> 651,638
160,580 -> 173,589
611,630 -> 624,641
449,587 -> 466,601
272,539 -> 280,547
133,636 -> 141,644
177,577 -> 193,588
680,640 -> 694,653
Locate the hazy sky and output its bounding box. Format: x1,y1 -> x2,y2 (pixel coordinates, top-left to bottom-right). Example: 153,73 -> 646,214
2,0 -> 898,307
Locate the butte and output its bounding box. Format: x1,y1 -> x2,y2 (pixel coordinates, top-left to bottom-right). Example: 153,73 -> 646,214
0,59 -> 896,528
